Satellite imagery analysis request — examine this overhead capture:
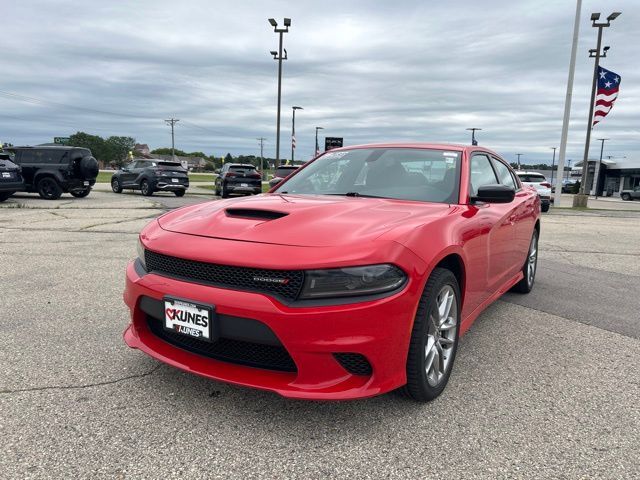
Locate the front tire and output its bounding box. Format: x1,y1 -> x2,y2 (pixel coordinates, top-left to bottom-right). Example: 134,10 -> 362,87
140,180 -> 153,196
403,268 -> 461,402
36,177 -> 63,200
512,229 -> 538,294
621,193 -> 631,201
111,178 -> 123,193
0,191 -> 12,202
221,183 -> 229,198
541,203 -> 550,213
174,190 -> 185,197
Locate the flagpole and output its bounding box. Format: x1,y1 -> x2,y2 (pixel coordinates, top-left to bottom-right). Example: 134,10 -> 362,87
554,0 -> 581,208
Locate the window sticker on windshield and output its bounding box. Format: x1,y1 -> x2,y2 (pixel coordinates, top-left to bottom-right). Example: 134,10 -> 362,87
445,158 -> 455,165
324,151 -> 348,159
443,152 -> 458,157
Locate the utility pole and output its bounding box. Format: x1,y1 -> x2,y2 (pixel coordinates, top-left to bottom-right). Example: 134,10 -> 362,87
466,127 -> 482,146
164,118 -> 179,159
567,159 -> 572,180
576,11 -> 621,207
516,153 -> 523,170
257,137 -> 266,173
594,138 -> 609,199
269,18 -> 291,169
550,147 -> 557,184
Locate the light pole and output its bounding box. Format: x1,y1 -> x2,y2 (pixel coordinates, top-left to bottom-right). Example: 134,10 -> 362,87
577,11 -> 621,204
550,147 -> 557,184
257,137 -> 266,175
268,17 -> 291,169
164,118 -> 179,158
594,138 -> 609,198
466,127 -> 482,146
567,159 -> 572,181
291,106 -> 303,164
516,153 -> 523,170
315,126 -> 324,157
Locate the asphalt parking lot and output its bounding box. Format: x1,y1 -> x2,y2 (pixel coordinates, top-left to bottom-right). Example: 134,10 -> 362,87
1,190 -> 639,479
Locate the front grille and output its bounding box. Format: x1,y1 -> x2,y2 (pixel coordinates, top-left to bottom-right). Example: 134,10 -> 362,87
147,316 -> 297,372
333,353 -> 372,376
145,250 -> 304,301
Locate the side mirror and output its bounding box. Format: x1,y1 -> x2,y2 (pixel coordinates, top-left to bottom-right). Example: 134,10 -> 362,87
214,169 -> 221,174
121,167 -> 129,172
472,184 -> 515,204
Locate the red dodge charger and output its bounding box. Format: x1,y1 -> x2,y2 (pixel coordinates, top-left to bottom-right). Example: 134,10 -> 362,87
123,144 -> 540,401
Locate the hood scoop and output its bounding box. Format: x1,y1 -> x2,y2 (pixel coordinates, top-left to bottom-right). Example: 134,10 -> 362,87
224,208 -> 289,221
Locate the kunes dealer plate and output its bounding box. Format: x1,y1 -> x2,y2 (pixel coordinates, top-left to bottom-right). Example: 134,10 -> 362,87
164,297 -> 215,342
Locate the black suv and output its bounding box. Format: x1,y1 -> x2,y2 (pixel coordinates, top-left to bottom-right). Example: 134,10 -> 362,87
268,165 -> 299,188
111,159 -> 189,196
0,152 -> 24,202
214,163 -> 262,197
7,146 -> 99,200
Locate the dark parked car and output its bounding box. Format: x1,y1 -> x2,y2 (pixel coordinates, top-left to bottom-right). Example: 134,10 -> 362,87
214,163 -> 261,198
7,146 -> 98,200
621,186 -> 640,201
111,160 -> 189,197
0,152 -> 24,202
269,165 -> 299,188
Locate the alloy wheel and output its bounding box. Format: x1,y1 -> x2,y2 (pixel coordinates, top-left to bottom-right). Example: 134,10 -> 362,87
527,231 -> 538,287
425,285 -> 457,387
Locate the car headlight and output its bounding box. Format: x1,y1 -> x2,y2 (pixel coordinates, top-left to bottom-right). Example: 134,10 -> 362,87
299,264 -> 406,299
137,238 -> 147,270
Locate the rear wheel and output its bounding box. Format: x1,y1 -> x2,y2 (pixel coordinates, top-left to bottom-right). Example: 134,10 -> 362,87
111,178 -> 123,193
0,191 -> 12,202
512,229 -> 538,294
541,203 -> 550,213
140,180 -> 153,196
174,190 -> 185,197
621,193 -> 631,201
221,183 -> 229,198
402,268 -> 460,402
36,177 -> 63,200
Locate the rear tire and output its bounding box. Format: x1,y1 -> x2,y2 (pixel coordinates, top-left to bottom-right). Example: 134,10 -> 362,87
36,177 -> 63,200
512,229 -> 538,294
541,203 -> 550,213
111,178 -> 123,193
402,268 -> 461,402
140,180 -> 153,197
221,184 -> 229,198
621,193 -> 631,201
70,188 -> 91,198
0,191 -> 12,202
174,190 -> 185,197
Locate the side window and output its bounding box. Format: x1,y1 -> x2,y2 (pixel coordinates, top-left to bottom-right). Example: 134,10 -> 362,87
492,158 -> 516,190
469,154 -> 498,196
19,151 -> 39,164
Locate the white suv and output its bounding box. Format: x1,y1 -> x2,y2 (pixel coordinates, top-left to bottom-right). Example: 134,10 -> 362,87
516,171 -> 552,212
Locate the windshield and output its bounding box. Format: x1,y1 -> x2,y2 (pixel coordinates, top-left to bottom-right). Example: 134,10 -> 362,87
274,148 -> 461,204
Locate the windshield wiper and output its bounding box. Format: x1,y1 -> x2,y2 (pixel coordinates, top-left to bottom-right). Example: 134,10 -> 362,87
326,192 -> 387,198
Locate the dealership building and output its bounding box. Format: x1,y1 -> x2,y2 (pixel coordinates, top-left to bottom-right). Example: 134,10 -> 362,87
574,156 -> 640,196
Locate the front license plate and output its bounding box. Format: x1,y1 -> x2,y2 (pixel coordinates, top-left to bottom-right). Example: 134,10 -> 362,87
241,183 -> 248,187
171,178 -> 179,183
164,297 -> 213,342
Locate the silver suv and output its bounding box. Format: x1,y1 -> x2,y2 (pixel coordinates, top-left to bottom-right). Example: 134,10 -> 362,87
516,171 -> 552,212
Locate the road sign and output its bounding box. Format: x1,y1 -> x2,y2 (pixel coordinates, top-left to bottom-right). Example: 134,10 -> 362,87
54,137 -> 70,145
324,137 -> 343,151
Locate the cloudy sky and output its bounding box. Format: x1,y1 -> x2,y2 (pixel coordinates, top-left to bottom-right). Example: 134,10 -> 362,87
1,0 -> 638,164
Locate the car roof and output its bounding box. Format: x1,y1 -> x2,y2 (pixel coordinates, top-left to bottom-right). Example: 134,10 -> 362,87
10,145 -> 87,150
322,142 -> 505,158
227,163 -> 256,167
515,171 -> 546,176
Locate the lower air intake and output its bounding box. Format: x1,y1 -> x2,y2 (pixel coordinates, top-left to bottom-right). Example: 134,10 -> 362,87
333,353 -> 372,376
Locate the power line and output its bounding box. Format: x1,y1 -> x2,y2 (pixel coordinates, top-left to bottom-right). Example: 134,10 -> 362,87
164,118 -> 179,158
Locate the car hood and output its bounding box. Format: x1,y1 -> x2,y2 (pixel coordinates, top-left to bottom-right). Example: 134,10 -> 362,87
158,194 -> 452,247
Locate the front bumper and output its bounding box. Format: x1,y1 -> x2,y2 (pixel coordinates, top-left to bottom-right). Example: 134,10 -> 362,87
123,253 -> 422,400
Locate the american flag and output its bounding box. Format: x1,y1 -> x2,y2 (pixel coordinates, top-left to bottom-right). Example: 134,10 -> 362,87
593,66 -> 621,127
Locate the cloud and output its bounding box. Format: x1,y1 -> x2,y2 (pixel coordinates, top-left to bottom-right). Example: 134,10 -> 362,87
1,0 -> 638,164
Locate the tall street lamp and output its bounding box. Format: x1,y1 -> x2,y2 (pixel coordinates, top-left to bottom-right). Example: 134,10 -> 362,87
315,126 -> 324,157
291,106 -> 303,164
268,17 -> 291,169
594,138 -> 609,199
466,127 -> 482,146
550,147 -> 557,184
577,11 -> 621,203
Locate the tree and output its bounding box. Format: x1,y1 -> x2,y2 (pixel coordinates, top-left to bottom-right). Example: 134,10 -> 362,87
151,147 -> 188,157
105,136 -> 136,168
68,132 -> 107,160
